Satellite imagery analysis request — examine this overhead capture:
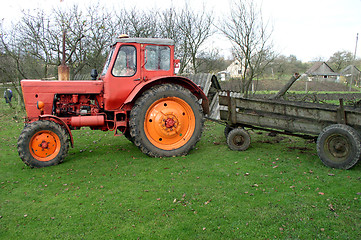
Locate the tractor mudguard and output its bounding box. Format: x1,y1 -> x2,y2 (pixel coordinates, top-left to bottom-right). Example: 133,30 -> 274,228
123,76 -> 209,114
39,115 -> 74,148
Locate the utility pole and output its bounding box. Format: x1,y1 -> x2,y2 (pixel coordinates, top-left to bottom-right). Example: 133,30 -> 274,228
354,33 -> 358,59
350,33 -> 359,91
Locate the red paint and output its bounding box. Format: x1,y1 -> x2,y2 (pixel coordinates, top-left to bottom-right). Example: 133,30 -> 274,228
21,37 -> 208,148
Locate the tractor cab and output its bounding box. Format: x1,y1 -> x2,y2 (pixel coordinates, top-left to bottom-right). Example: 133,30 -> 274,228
99,35 -> 179,110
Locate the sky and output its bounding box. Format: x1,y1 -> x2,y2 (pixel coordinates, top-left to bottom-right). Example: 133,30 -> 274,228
1,0 -> 361,62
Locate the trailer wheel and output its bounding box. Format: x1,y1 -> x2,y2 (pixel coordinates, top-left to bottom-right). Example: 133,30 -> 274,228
227,128 -> 251,151
130,84 -> 204,157
224,125 -> 234,139
317,124 -> 361,169
17,120 -> 69,168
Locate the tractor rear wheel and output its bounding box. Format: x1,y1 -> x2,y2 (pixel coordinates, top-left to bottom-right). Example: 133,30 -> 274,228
124,129 -> 134,143
130,84 -> 204,157
17,120 -> 69,168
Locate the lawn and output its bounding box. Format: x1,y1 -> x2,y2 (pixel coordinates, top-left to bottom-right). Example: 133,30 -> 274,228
0,101 -> 360,239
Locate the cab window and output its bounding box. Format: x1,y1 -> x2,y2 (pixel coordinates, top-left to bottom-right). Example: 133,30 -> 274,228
112,45 -> 137,77
145,45 -> 170,71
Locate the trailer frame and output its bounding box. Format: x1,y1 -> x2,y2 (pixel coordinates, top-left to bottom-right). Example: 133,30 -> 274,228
219,91 -> 361,169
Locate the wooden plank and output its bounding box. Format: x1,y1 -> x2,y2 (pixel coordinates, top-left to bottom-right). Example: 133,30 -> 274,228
219,95 -> 361,127
220,110 -> 326,135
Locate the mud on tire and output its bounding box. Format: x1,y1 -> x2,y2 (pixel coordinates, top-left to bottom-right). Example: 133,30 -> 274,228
227,128 -> 251,151
17,120 -> 69,168
129,84 -> 204,157
317,124 -> 361,169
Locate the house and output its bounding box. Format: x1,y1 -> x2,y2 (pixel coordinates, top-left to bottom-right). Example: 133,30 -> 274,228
216,59 -> 243,81
305,62 -> 339,82
216,71 -> 229,81
226,60 -> 243,79
340,65 -> 361,86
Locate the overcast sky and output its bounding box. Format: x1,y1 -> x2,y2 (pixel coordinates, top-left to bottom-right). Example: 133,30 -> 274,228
1,0 -> 361,62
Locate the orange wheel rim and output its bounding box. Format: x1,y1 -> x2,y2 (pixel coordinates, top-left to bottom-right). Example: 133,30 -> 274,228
29,130 -> 61,161
144,97 -> 195,150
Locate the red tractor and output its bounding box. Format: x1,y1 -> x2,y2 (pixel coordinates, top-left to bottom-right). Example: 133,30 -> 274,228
17,36 -> 209,168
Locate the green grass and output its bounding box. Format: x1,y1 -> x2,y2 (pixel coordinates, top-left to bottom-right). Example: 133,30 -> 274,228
1,101 -> 360,239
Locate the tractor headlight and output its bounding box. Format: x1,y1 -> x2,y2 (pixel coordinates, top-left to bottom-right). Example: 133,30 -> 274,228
37,101 -> 45,111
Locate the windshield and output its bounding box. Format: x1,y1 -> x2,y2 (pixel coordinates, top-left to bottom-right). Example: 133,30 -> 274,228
101,46 -> 115,76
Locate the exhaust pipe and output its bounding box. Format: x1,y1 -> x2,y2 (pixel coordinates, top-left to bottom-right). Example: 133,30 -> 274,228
70,115 -> 105,127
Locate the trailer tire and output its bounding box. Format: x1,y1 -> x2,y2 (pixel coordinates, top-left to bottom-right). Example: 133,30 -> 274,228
224,125 -> 234,139
317,124 -> 361,169
17,120 -> 69,168
227,128 -> 251,151
130,84 -> 204,157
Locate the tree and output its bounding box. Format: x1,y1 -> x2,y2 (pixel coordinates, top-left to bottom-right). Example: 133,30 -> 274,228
196,49 -> 232,74
0,2 -> 215,102
114,8 -> 159,38
266,54 -> 310,79
113,5 -> 214,74
328,51 -> 354,72
54,4 -> 115,78
177,5 -> 214,74
219,0 -> 275,96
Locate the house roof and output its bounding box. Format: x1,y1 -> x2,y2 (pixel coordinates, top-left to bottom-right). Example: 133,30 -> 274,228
341,65 -> 361,75
306,62 -> 339,76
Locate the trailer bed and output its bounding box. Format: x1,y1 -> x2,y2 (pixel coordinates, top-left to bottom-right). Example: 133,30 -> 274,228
219,91 -> 361,169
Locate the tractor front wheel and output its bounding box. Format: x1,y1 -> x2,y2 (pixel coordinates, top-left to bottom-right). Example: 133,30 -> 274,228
17,120 -> 69,168
130,84 -> 204,157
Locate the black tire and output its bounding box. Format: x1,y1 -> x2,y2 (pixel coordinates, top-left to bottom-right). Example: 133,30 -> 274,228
129,84 -> 204,157
317,124 -> 361,169
124,129 -> 134,143
17,120 -> 69,168
224,125 -> 234,139
227,128 -> 251,151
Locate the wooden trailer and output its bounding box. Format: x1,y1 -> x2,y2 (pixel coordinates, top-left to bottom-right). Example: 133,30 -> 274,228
219,92 -> 361,169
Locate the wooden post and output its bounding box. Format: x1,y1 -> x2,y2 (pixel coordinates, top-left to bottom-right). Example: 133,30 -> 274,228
336,98 -> 346,124
270,73 -> 301,100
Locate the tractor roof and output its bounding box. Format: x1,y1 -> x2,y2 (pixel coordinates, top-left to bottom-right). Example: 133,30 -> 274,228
115,37 -> 174,46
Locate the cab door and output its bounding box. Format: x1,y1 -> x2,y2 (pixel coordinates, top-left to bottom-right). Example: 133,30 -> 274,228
141,44 -> 173,80
103,44 -> 141,110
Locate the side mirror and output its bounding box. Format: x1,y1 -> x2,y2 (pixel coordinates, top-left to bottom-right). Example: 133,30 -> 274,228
91,69 -> 98,80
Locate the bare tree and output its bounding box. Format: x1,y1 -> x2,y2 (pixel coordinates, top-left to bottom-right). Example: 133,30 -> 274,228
114,8 -> 159,38
0,14 -> 57,103
83,4 -> 117,71
177,5 -> 214,74
219,0 -> 275,96
195,48 -> 231,74
0,1 -> 216,95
